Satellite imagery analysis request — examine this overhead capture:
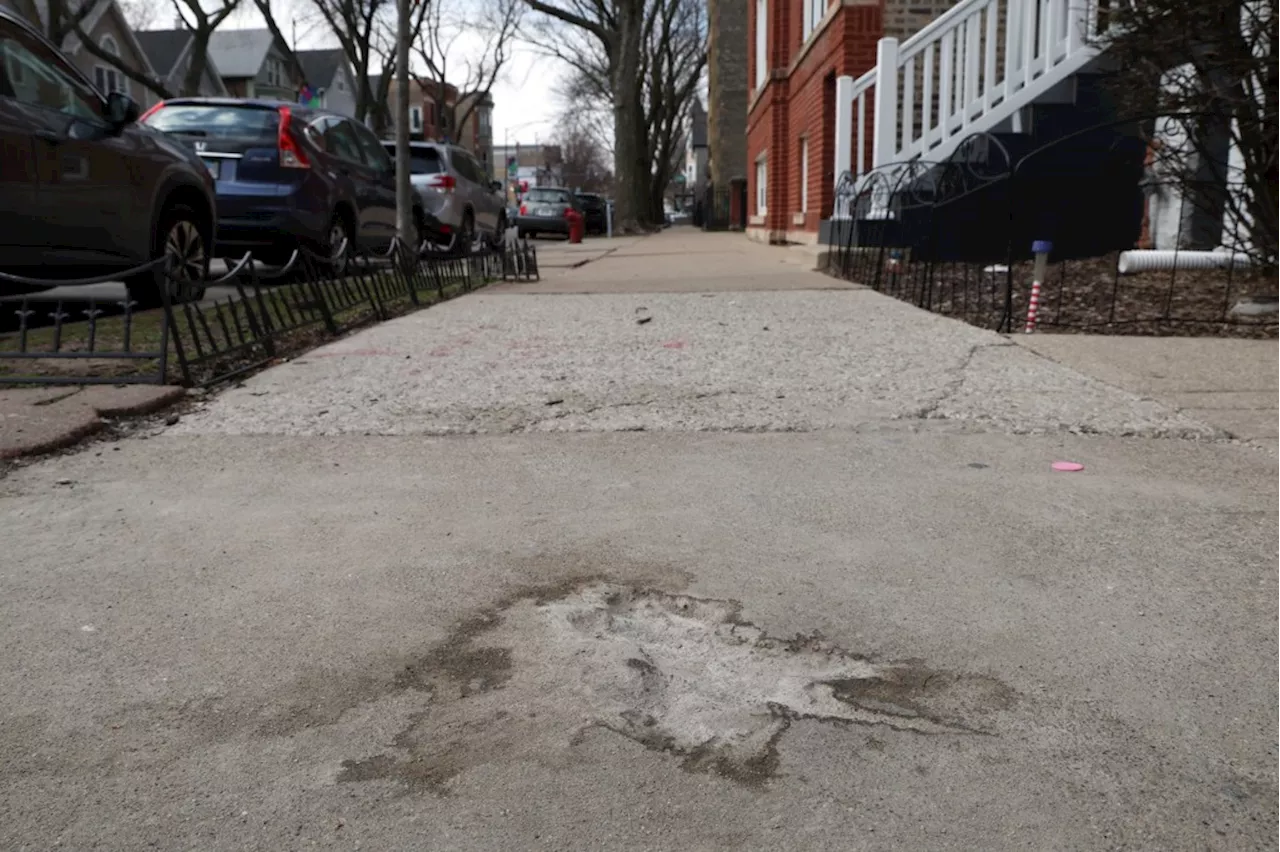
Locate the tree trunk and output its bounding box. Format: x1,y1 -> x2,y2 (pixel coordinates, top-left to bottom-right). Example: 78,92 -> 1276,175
609,0 -> 647,233
181,33 -> 212,96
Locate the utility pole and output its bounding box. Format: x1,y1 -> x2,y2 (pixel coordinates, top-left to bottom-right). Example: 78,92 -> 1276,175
394,0 -> 414,247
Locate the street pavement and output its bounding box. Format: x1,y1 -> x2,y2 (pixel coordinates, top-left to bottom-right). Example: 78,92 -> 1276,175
2,228 -> 1276,851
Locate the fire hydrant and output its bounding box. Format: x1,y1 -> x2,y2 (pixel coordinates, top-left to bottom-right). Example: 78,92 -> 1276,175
566,208 -> 585,244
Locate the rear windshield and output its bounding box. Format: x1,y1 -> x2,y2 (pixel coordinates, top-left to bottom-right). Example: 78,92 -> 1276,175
380,144 -> 443,175
525,188 -> 572,203
144,105 -> 280,139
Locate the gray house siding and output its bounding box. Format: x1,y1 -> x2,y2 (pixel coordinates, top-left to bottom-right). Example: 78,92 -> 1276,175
319,62 -> 355,117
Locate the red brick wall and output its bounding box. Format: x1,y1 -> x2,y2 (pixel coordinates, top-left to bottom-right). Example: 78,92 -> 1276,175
747,1 -> 882,237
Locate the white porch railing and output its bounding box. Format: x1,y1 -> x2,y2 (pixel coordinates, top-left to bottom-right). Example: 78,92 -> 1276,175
834,0 -> 1110,200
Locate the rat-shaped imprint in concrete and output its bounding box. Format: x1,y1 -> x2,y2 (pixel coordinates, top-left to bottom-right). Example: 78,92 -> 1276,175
338,582 -> 1016,792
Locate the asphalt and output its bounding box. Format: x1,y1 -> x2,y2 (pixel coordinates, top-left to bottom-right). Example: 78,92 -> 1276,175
2,229 -> 1276,851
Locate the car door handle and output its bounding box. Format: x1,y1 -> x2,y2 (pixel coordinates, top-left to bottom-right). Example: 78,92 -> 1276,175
35,130 -> 62,145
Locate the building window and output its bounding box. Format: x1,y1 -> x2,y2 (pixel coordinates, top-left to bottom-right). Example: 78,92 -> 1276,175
799,138 -> 809,212
803,0 -> 826,40
754,0 -> 767,89
755,157 -> 767,214
94,35 -> 127,96
409,106 -> 423,133
335,74 -> 345,92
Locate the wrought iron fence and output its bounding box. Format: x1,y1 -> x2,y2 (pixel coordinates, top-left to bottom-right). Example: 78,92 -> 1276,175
824,125 -> 1277,338
1,238 -> 538,387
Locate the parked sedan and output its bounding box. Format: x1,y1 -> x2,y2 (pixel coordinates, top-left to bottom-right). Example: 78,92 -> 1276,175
574,192 -> 607,235
515,187 -> 582,239
0,9 -> 216,305
143,98 -> 431,267
382,141 -> 506,254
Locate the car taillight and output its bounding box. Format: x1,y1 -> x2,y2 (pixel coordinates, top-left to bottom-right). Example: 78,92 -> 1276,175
277,106 -> 310,169
519,204 -> 527,215
139,101 -> 165,123
428,174 -> 456,192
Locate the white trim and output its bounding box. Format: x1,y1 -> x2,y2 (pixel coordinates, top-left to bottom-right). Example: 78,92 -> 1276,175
754,156 -> 767,215
753,0 -> 767,90
799,137 -> 809,213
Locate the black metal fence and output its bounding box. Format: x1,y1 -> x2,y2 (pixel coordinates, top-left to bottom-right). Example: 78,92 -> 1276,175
825,127 -> 1276,338
0,239 -> 539,387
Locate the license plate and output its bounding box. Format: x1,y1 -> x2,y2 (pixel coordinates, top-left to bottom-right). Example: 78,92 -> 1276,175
537,207 -> 551,217
201,158 -> 220,179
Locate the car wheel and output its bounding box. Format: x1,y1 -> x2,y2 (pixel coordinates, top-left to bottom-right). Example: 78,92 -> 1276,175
324,212 -> 353,274
488,215 -> 507,250
452,212 -> 474,257
127,204 -> 208,309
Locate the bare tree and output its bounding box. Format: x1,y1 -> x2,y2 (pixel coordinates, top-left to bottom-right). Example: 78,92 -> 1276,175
555,109 -> 613,191
65,0 -> 240,98
410,0 -> 521,147
117,0 -> 163,30
303,0 -> 398,123
522,0 -> 647,232
534,0 -> 704,228
641,0 -> 704,222
1101,0 -> 1276,269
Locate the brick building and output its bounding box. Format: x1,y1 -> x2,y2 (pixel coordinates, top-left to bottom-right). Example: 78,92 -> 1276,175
745,0 -> 956,243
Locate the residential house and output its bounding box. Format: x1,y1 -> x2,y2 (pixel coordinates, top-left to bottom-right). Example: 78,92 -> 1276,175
3,0 -> 164,108
380,77 -> 494,170
685,98 -> 708,195
295,48 -> 355,117
207,28 -> 301,101
134,29 -> 228,98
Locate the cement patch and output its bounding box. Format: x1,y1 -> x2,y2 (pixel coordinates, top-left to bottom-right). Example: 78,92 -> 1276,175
337,582 -> 1015,794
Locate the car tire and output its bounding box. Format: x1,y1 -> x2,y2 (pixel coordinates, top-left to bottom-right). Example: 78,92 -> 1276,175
126,203 -> 209,309
488,214 -> 507,250
324,212 -> 353,274
452,211 -> 474,257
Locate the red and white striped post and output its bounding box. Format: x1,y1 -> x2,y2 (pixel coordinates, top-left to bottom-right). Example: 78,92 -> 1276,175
1024,240 -> 1052,333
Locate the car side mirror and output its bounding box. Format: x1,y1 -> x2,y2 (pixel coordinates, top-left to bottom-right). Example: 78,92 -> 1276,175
105,92 -> 140,128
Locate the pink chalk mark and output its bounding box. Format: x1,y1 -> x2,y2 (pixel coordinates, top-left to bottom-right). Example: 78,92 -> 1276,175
1051,461 -> 1085,472
662,341 -> 685,349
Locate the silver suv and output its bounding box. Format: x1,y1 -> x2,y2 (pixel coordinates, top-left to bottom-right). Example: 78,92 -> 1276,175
382,141 -> 505,254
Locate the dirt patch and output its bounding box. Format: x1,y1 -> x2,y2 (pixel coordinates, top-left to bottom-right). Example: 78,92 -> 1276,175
336,583 -> 1018,794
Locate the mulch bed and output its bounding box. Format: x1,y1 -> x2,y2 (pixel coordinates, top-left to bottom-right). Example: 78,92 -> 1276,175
848,251 -> 1277,339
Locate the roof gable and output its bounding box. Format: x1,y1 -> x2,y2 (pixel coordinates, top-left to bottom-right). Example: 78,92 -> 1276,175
134,29 -> 190,76
296,48 -> 344,88
207,28 -> 275,78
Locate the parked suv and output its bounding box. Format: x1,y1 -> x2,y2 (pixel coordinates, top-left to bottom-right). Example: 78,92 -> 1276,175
0,9 -> 216,304
574,192 -> 607,235
383,141 -> 505,254
144,98 -> 432,266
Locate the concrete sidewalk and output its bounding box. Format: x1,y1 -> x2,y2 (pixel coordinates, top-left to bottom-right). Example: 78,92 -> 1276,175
495,228 -> 858,293
1018,335 -> 1278,443
2,228 -> 1275,851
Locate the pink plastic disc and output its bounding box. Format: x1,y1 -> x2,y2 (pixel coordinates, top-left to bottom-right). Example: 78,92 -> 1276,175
1051,461 -> 1085,472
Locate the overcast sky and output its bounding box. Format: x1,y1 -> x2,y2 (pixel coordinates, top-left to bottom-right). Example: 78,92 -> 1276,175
221,0 -> 567,147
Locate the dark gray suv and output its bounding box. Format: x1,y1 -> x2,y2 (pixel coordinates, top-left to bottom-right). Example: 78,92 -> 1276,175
0,9 -> 216,305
